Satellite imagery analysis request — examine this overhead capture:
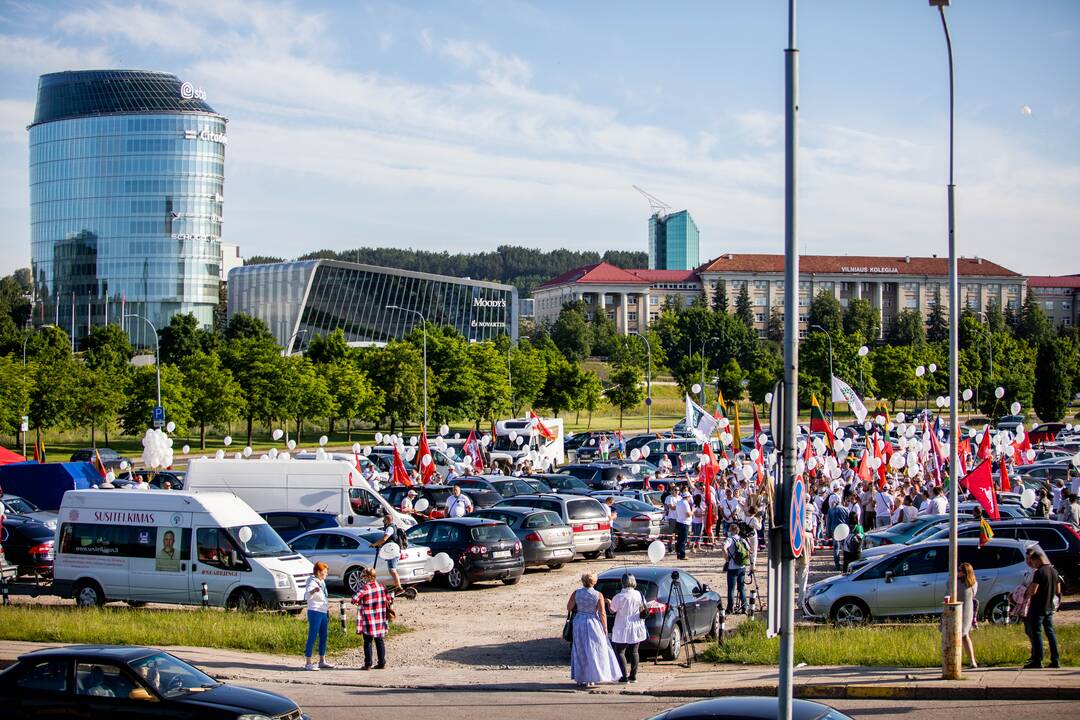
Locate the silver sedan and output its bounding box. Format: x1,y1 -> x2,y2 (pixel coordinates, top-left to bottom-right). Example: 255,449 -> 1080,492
289,527 -> 433,593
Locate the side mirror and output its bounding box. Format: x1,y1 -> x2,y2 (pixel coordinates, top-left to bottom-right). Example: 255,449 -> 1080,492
129,688 -> 157,702
884,570 -> 894,584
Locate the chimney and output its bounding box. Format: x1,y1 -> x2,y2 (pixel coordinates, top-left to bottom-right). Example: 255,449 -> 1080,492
976,256 -> 983,264
904,256 -> 910,263
725,253 -> 734,260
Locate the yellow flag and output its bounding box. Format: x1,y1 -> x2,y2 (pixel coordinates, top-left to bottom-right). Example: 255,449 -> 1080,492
731,401 -> 742,447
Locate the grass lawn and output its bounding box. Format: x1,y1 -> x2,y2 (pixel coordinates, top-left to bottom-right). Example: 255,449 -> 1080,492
703,619 -> 1077,667
0,606 -> 406,657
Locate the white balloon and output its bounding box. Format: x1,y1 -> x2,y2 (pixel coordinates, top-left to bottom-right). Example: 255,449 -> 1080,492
105,470 -> 115,483
872,457 -> 883,471
287,439 -> 297,450
750,449 -> 760,462
647,540 -> 666,564
409,436 -> 418,446
929,363 -> 937,373
915,365 -> 925,377
995,387 -> 1005,399
516,436 -> 525,446
935,396 -> 946,408
509,431 -> 518,442
315,448 -> 327,461
691,383 -> 702,395
234,452 -> 243,460
480,434 -> 491,447
1010,402 -> 1021,416
272,429 -> 284,441
439,424 -> 450,437
214,449 -> 225,460
718,457 -> 729,471
375,432 -> 384,443
379,542 -> 401,560
181,445 -> 190,455
896,412 -> 906,423
630,448 -> 642,461
241,446 -> 251,458
757,433 -> 768,446
968,428 -> 976,438
962,389 -> 973,402
223,435 -> 232,447
641,445 -> 651,458
1025,450 -> 1036,462
318,435 -> 328,447
1020,488 -> 1036,509
843,438 -> 853,452
434,552 -> 454,573
807,456 -> 819,471
765,392 -> 774,404
352,443 -> 362,454
412,498 -> 430,513
741,465 -> 754,481
279,452 -> 291,461
631,464 -> 641,474
1021,105 -> 1032,116
833,524 -> 850,542
237,526 -> 253,543
421,454 -> 432,467
405,447 -> 416,461
165,421 -> 176,433
835,428 -> 846,440
268,448 -> 278,459
864,421 -> 873,431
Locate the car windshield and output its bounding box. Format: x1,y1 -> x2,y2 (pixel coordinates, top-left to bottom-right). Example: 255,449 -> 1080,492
470,524 -> 518,542
3,497 -> 38,514
129,652 -> 217,698
227,524 -> 293,558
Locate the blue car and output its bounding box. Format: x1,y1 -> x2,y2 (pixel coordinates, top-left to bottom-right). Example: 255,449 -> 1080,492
259,511 -> 339,542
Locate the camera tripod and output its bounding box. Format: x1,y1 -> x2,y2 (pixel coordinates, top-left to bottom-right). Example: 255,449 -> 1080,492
654,570 -> 697,668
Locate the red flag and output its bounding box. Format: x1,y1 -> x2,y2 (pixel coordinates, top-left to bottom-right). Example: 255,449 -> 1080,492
417,428 -> 437,485
956,438 -> 970,477
874,436 -> 888,490
351,451 -> 360,487
752,405 -> 766,486
1000,461 -> 1011,493
93,448 -> 108,479
856,450 -> 872,484
391,445 -> 412,487
530,411 -> 556,441
960,461 -> 999,520
463,430 -> 483,471
976,428 -> 992,462
1014,432 -> 1032,463
33,429 -> 45,464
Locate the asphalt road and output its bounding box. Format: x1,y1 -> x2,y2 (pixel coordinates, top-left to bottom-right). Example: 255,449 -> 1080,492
246,682 -> 1078,720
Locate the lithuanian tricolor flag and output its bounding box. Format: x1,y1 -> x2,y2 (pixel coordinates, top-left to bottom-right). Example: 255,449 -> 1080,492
810,393 -> 834,452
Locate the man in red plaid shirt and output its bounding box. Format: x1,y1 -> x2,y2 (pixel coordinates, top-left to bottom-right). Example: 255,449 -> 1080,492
351,567 -> 393,669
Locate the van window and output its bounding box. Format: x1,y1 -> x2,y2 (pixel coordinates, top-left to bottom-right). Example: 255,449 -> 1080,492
567,499 -> 606,521
227,525 -> 292,558
196,528 -> 245,571
59,523 -> 157,560
349,489 -> 385,517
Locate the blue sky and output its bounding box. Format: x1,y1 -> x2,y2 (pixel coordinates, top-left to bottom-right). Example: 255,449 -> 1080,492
1,0 -> 1077,278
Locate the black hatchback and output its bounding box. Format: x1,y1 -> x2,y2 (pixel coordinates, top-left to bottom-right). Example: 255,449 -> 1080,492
405,517 -> 524,590
0,645 -> 308,720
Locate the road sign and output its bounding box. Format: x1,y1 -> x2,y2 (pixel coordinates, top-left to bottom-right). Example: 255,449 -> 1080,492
789,474 -> 805,558
20,416 -> 28,433
645,397 -> 652,406
152,405 -> 166,428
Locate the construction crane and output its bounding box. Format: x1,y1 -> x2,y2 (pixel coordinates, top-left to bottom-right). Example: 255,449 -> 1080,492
633,185 -> 673,217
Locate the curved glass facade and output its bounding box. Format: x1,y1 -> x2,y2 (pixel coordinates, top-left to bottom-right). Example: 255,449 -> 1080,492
229,260 -> 518,353
29,70 -> 226,348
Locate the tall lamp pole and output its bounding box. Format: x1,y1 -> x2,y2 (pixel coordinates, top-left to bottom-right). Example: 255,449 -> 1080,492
857,345 -> 869,397
810,324 -> 833,417
124,313 -> 161,412
387,305 -> 428,431
700,336 -> 719,406
930,0 -> 963,681
629,331 -> 652,435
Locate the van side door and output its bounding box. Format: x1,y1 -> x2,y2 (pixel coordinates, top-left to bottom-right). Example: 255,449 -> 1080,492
192,527 -> 249,606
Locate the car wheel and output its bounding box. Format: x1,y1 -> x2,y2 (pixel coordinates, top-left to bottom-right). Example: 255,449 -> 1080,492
501,576 -> 521,586
345,567 -> 365,594
546,562 -> 565,571
707,609 -> 722,640
985,594 -> 1012,625
228,588 -> 263,611
831,598 -> 870,627
662,624 -> 682,661
74,579 -> 104,608
582,551 -> 601,560
447,563 -> 470,591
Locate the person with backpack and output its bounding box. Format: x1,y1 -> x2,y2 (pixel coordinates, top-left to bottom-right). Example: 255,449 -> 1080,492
826,500 -> 848,571
841,509 -> 864,573
723,525 -> 750,613
369,514 -> 404,592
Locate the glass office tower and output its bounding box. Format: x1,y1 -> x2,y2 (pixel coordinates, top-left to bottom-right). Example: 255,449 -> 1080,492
229,260 -> 518,353
29,70 -> 226,348
648,209 -> 699,271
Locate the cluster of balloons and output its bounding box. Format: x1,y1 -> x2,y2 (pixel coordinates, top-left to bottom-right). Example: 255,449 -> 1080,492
140,428 -> 174,469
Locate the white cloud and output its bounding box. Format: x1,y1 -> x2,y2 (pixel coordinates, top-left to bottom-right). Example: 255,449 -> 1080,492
0,100 -> 35,143
0,35 -> 113,72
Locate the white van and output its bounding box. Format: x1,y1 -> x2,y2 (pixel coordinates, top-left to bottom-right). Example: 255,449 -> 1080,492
490,416 -> 565,472
184,458 -> 415,530
54,490 -> 313,610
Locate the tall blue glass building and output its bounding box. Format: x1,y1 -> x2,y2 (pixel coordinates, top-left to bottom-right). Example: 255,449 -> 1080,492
648,209 -> 699,271
29,70 -> 226,348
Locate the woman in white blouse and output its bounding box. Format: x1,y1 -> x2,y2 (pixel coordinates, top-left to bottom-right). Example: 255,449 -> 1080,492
608,573 -> 647,683
303,562 -> 334,671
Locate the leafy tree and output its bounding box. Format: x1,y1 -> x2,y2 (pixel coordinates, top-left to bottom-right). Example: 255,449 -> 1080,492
281,355 -> 332,443
305,329 -> 351,365
28,356 -> 78,433
984,298 -> 1006,335
181,351 -> 245,449
711,279 -> 729,314
978,333 -> 1036,419
0,273 -> 31,329
1033,338 -> 1072,422
536,354 -> 581,418
870,344 -> 923,411
889,309 -> 926,346
224,313 -> 276,344
24,325 -> 72,367
927,287 -> 948,343
1016,292 -> 1053,347
766,307 -> 784,343
119,364 -> 191,436
358,341 -> 423,432
159,313 -> 217,366
734,284 -> 754,329
82,324 -> 133,374
715,358 -> 747,406
603,363 -> 644,428
843,297 -> 880,342
807,290 -> 842,336
670,352 -> 703,397
0,356 -> 32,437
69,364 -> 126,447
590,311 -> 619,358
550,300 -> 592,361
578,370 -> 603,429
508,340 -> 548,416
325,360 -> 380,439
468,342 -> 512,423
223,336 -> 287,445
414,325 -> 475,425
746,348 -> 782,405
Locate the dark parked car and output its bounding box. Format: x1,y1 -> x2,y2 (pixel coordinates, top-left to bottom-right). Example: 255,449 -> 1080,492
645,696 -> 852,720
1,515 -> 54,576
595,566 -> 722,660
448,475 -> 537,499
557,463 -> 635,490
0,493 -> 58,529
533,473 -> 592,495
520,476 -> 553,493
0,645 -> 308,719
68,448 -> 129,472
996,415 -> 1026,434
472,506 -> 575,569
570,433 -> 616,462
405,517 -> 524,590
260,510 -> 340,542
382,484 -> 454,517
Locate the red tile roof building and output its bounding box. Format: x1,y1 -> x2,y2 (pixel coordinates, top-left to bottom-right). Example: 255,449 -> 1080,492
1026,275 -> 1080,329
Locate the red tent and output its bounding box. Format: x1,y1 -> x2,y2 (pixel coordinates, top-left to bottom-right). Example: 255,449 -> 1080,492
0,447 -> 27,465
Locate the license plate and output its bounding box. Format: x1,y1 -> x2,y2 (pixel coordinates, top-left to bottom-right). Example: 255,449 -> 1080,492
492,550 -> 511,559
554,549 -> 573,557
583,524 -> 598,531
413,568 -> 427,576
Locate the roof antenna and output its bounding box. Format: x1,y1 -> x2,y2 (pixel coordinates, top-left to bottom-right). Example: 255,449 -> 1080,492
633,186 -> 673,217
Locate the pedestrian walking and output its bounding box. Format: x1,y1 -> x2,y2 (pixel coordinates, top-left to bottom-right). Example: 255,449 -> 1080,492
604,496 -> 618,559
607,573 -> 647,684
674,491 -> 692,560
873,484 -> 894,528
369,514 -> 403,591
959,562 -> 978,669
690,494 -> 705,551
352,567 -> 393,670
826,501 -> 848,570
303,562 -> 334,671
723,526 -> 750,613
841,510 -> 864,573
1022,548 -> 1061,669
567,573 -> 622,688
445,484 -> 473,518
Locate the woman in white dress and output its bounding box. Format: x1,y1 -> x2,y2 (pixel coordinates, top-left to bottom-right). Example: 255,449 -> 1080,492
608,573 -> 647,683
567,573 -> 622,688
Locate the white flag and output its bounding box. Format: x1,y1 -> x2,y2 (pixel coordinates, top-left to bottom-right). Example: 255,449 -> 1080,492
831,375 -> 868,423
685,394 -> 719,441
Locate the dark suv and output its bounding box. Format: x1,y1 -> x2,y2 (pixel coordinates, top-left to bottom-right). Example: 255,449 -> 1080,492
405,517 -> 524,590
557,464 -> 635,491
448,475 -> 536,499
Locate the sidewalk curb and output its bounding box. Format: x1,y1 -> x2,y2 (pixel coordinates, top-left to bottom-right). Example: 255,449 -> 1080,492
632,683 -> 1080,701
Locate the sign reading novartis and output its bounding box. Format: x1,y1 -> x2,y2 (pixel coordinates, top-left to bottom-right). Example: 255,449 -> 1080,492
473,297 -> 507,308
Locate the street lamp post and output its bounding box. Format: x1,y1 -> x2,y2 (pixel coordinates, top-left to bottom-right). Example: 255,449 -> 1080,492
700,336 -> 719,406
629,331 -> 652,435
386,305 -> 428,431
124,313 -> 161,414
283,329 -> 309,356
930,0 -> 963,681
810,324 -> 834,417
